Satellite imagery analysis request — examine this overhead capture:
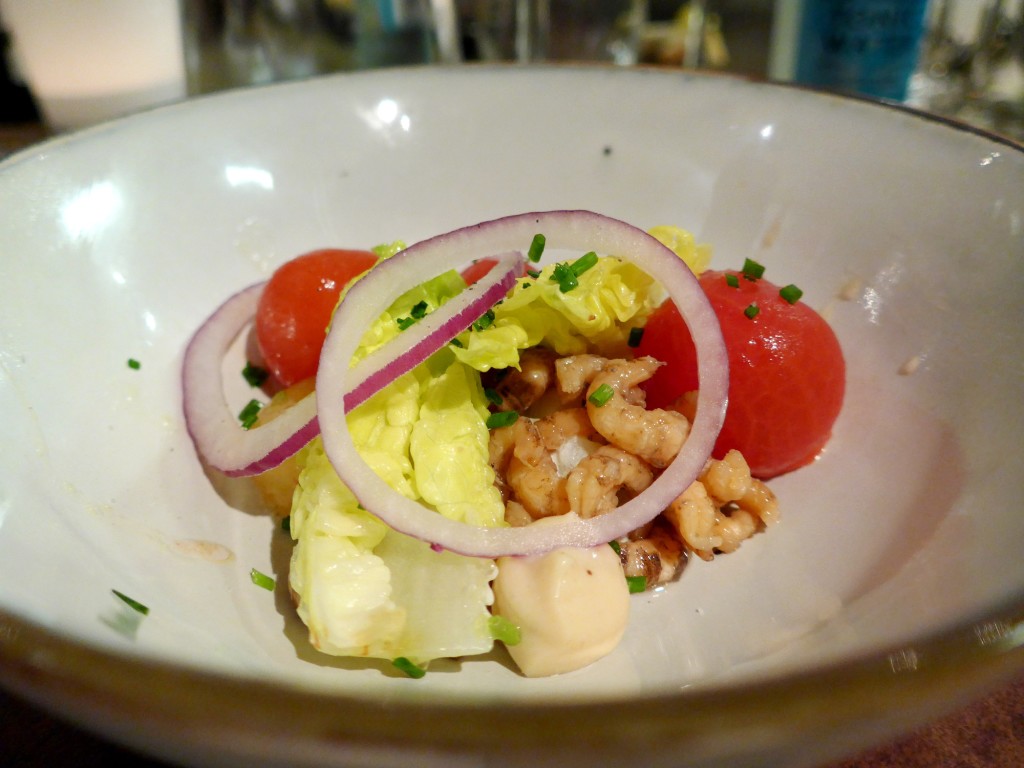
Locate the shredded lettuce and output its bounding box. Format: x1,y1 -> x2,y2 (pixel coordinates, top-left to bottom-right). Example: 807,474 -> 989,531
451,255 -> 661,372
648,225 -> 712,275
289,269 -> 501,664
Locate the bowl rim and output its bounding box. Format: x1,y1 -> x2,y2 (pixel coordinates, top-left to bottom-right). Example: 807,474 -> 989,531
2,599 -> 1022,765
1,65 -> 1023,765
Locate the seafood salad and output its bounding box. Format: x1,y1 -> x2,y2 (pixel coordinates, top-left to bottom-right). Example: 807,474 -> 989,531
183,211 -> 845,678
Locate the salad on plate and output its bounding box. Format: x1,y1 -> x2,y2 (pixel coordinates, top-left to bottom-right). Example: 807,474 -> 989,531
183,210 -> 845,678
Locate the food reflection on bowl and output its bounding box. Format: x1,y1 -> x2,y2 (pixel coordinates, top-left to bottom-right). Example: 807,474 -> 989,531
0,65 -> 1022,768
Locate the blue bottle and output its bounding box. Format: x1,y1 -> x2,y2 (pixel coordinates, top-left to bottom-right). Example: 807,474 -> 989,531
770,0 -> 931,101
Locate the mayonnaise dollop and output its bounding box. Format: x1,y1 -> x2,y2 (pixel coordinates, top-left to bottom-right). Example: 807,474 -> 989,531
492,544 -> 629,677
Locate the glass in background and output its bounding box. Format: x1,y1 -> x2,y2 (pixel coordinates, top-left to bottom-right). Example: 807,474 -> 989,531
768,0 -> 931,101
907,0 -> 1023,140
0,0 -> 187,132
184,0 -> 460,95
459,0 -> 648,64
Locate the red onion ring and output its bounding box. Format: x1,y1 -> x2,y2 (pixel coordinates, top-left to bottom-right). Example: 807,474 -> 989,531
182,282 -> 320,477
316,210 -> 729,558
183,252 -> 524,477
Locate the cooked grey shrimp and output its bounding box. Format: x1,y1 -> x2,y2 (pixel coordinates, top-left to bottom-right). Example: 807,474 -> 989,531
664,451 -> 780,560
505,418 -> 570,519
702,449 -> 780,527
664,480 -> 721,560
564,445 -> 654,518
534,407 -> 600,452
585,357 -> 690,468
554,354 -> 608,399
504,500 -> 534,528
487,424 -> 517,503
492,347 -> 558,412
617,522 -> 686,587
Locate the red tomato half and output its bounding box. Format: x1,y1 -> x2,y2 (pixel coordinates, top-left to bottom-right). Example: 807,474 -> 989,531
460,258 -> 498,286
255,248 -> 378,387
637,269 -> 845,478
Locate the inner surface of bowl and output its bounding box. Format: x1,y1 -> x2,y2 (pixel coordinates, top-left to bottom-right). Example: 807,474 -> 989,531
0,66 -> 1022,710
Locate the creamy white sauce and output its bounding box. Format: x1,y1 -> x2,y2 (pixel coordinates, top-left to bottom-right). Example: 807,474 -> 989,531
492,544 -> 629,677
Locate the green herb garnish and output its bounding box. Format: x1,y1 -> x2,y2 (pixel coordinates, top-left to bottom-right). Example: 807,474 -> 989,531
743,303 -> 760,319
550,262 -> 579,293
280,516 -> 291,534
484,388 -> 503,407
127,358 -> 141,370
779,284 -> 803,304
449,337 -> 465,348
112,589 -> 149,615
250,568 -> 275,591
526,268 -> 541,279
588,383 -> 615,407
627,327 -> 644,348
527,233 -> 546,263
725,273 -> 740,288
242,362 -> 268,387
608,540 -> 622,556
472,309 -> 495,331
238,399 -> 263,429
626,576 -> 647,594
741,258 -> 765,281
571,251 -> 598,276
486,411 -> 519,429
488,614 -> 522,646
392,657 -> 427,679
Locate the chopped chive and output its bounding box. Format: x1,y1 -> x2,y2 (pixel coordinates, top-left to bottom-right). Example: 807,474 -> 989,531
570,251 -> 599,277
725,273 -> 740,288
472,309 -> 495,331
449,337 -> 464,348
486,410 -> 519,429
280,516 -> 291,534
250,568 -> 275,591
527,233 -> 546,263
779,284 -> 803,304
127,358 -> 141,370
627,327 -> 644,348
392,657 -> 427,679
238,399 -> 263,429
488,614 -> 522,646
526,268 -> 541,279
626,575 -> 647,594
396,315 -> 416,330
588,383 -> 615,407
242,362 -> 268,387
409,300 -> 428,319
550,262 -> 579,293
743,303 -> 760,319
608,540 -> 622,556
112,589 -> 149,615
741,258 -> 765,281
484,388 -> 503,406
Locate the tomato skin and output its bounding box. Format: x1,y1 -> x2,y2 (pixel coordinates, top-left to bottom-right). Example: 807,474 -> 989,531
255,248 -> 378,388
460,258 -> 497,285
637,269 -> 845,479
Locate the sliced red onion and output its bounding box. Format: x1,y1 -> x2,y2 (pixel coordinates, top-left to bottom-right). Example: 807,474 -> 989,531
344,251 -> 525,411
316,210 -> 729,558
181,282 -> 320,477
183,253 -> 524,477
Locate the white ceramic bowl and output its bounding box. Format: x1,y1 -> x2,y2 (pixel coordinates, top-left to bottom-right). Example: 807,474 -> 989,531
0,65 -> 1022,768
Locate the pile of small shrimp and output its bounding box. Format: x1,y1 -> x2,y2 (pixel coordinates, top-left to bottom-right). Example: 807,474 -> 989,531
486,349 -> 780,589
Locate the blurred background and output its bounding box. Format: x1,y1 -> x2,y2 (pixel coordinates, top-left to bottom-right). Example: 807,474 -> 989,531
1,1 -> 1022,146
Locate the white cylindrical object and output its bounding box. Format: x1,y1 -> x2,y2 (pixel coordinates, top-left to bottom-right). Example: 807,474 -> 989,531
0,0 -> 186,131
